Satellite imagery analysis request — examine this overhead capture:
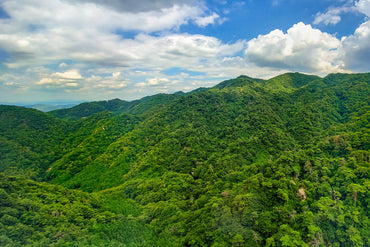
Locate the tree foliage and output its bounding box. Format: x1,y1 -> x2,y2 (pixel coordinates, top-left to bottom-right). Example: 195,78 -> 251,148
0,72 -> 369,246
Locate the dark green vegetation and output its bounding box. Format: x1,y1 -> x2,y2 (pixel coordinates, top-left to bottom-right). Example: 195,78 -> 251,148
49,93 -> 182,120
0,72 -> 369,246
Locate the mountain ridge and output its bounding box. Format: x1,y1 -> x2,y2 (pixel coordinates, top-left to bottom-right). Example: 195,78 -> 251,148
0,72 -> 369,246
47,72 -> 323,120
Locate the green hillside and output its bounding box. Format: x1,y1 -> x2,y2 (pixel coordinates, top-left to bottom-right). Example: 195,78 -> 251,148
263,72 -> 321,92
0,72 -> 369,246
49,93 -> 182,120
0,106 -> 69,178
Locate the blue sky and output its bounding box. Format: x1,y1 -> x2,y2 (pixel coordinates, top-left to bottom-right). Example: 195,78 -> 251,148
0,0 -> 369,104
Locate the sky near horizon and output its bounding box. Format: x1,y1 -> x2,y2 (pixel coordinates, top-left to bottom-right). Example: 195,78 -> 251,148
0,0 -> 369,104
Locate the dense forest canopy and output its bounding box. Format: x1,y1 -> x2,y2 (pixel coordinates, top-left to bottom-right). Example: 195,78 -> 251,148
0,72 -> 369,246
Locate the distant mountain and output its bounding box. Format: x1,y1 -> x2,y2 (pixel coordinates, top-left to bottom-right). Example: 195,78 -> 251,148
0,72 -> 369,246
49,93 -> 182,120
26,103 -> 78,112
213,75 -> 264,89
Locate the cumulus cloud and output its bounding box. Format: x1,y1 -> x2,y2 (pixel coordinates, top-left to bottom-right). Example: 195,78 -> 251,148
55,70 -> 83,80
147,77 -> 170,86
0,0 -> 234,70
340,20 -> 370,70
86,72 -> 128,90
356,0 -> 370,16
97,80 -> 128,89
313,0 -> 370,26
313,1 -> 355,26
0,0 -> 207,33
313,6 -> 350,25
334,0 -> 370,70
131,33 -> 244,63
37,78 -> 54,85
245,22 -> 343,73
36,69 -> 83,88
194,12 -> 220,27
36,78 -> 80,88
65,82 -> 79,87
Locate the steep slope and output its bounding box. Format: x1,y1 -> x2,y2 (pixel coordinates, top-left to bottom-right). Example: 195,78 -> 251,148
0,106 -> 69,177
0,173 -> 176,246
0,73 -> 369,246
50,93 -> 182,120
0,106 -> 143,180
43,73 -> 369,246
49,112 -> 141,186
46,83 -> 291,190
0,173 -> 113,246
47,73 -> 369,191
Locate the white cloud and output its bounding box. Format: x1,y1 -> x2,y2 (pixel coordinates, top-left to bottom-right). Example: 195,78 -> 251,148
313,0 -> 370,26
313,5 -> 354,25
85,75 -> 102,83
36,69 -> 83,88
313,0 -> 370,71
147,78 -> 170,86
194,13 -> 220,27
306,0 -> 370,72
59,63 -> 68,68
65,82 -> 79,87
36,76 -> 81,88
0,0 -> 238,70
0,0 -> 205,33
356,0 -> 370,17
340,20 -> 370,70
98,80 -> 128,89
245,22 -> 343,73
314,10 -> 344,25
131,33 -> 244,62
0,73 -> 21,85
37,78 -> 54,85
135,82 -> 147,87
112,72 -> 121,78
86,72 -> 128,90
54,70 -> 83,80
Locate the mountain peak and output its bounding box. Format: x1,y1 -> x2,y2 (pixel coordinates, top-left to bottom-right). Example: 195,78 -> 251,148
213,75 -> 262,90
265,72 -> 321,92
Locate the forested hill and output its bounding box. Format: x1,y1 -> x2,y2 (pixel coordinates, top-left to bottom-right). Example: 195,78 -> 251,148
0,72 -> 369,246
49,93 -> 182,120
